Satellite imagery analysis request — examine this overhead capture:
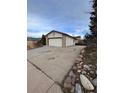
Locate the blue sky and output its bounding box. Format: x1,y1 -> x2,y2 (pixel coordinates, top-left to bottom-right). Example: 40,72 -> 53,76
27,0 -> 92,38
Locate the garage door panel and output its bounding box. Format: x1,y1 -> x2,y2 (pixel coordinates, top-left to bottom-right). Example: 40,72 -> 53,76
49,38 -> 62,47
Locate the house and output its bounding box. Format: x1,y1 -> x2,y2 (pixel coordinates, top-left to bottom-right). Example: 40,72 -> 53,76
45,30 -> 77,47
73,36 -> 81,44
74,36 -> 81,40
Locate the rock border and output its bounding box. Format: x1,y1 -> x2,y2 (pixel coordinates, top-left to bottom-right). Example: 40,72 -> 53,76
62,49 -> 97,93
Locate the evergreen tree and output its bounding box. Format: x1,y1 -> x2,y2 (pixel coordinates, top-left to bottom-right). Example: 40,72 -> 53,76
41,34 -> 46,45
90,0 -> 97,38
84,0 -> 97,45
83,0 -> 97,65
37,34 -> 46,46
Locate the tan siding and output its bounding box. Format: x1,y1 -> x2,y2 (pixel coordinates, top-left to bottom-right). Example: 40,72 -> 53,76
66,36 -> 74,46
46,31 -> 75,47
47,32 -> 62,38
62,34 -> 66,47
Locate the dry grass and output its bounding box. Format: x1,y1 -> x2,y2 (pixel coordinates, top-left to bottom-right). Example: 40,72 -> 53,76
27,41 -> 38,50
83,45 -> 97,65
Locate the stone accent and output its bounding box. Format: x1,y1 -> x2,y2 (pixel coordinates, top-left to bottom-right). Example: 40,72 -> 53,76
63,49 -> 97,93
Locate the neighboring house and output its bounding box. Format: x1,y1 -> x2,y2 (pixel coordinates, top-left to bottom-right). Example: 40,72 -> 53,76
74,36 -> 81,40
73,36 -> 81,44
45,30 -> 77,47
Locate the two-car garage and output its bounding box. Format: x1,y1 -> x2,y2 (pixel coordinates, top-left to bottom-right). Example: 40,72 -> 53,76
48,38 -> 62,47
46,30 -> 76,47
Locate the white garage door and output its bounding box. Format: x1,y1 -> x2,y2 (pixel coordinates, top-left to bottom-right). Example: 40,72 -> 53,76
49,38 -> 62,47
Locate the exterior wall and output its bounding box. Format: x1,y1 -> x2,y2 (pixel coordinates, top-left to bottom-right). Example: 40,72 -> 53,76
66,36 -> 75,46
62,34 -> 66,47
47,32 -> 62,38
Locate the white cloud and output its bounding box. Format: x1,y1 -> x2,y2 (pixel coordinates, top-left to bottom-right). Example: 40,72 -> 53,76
28,14 -> 55,32
27,14 -> 57,36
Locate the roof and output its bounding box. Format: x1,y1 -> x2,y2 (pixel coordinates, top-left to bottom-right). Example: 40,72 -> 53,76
46,30 -> 77,40
74,36 -> 81,38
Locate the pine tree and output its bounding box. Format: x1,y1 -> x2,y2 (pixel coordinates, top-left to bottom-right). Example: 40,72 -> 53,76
83,0 -> 97,64
41,34 -> 46,45
84,0 -> 97,45
37,34 -> 46,46
90,0 -> 97,39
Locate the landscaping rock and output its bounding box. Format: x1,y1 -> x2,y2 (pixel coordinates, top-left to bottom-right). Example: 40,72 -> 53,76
92,78 -> 97,86
80,74 -> 94,90
69,71 -> 75,77
71,86 -> 75,93
87,73 -> 90,75
84,65 -> 91,71
89,77 -> 93,81
77,64 -> 80,67
82,71 -> 86,74
76,78 -> 80,83
80,62 -> 84,65
64,76 -> 72,89
81,50 -> 85,54
79,55 -> 83,58
89,64 -> 92,66
83,67 -> 87,71
75,61 -> 80,64
71,77 -> 76,85
64,82 -> 72,89
91,65 -> 96,70
76,57 -> 82,62
77,69 -> 81,73
77,65 -> 82,69
72,66 -> 77,71
65,76 -> 71,83
75,83 -> 83,93
90,71 -> 94,74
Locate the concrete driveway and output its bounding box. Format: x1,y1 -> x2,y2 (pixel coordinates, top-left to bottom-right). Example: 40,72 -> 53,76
27,46 -> 84,93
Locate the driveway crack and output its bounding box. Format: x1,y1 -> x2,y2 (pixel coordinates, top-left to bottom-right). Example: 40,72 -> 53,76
27,59 -> 54,82
45,82 -> 55,93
